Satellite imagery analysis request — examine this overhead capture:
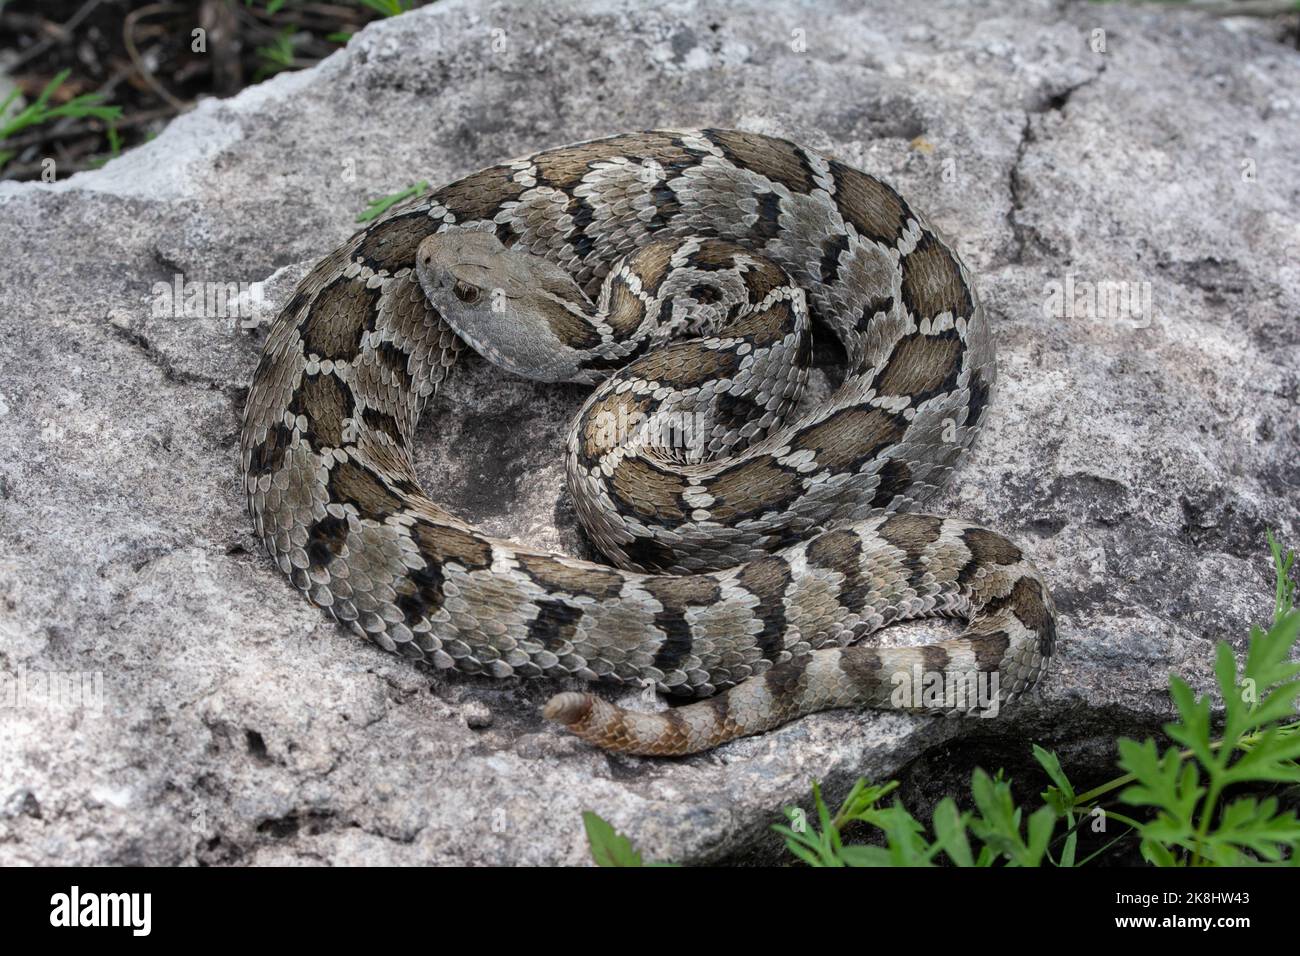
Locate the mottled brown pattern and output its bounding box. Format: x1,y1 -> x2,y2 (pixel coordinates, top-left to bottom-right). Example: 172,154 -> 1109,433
298,277 -> 378,361
899,231 -> 972,321
605,131 -> 704,174
707,458 -> 802,521
724,297 -> 797,347
534,141 -> 634,192
737,555 -> 792,604
327,459 -> 404,519
434,164 -> 526,224
243,129 -> 1053,758
290,372 -> 353,448
517,553 -> 625,600
917,644 -> 952,673
878,513 -> 946,557
870,458 -> 913,508
644,574 -> 722,609
829,160 -> 913,248
839,646 -> 885,689
791,406 -> 906,472
738,256 -> 790,302
874,331 -> 962,400
361,406 -> 403,447
763,652 -> 811,698
970,628 -> 1012,673
248,421 -> 293,478
805,529 -> 863,578
535,295 -> 602,349
811,529 -> 877,611
628,341 -> 742,388
356,207 -> 439,273
625,240 -> 677,296
706,128 -> 816,195
579,389 -> 653,460
962,527 -> 1023,567
603,274 -> 647,336
369,340 -> 414,391
1007,576 -> 1056,654
610,457 -> 688,520
688,238 -> 746,270
410,518 -> 493,571
736,555 -> 793,660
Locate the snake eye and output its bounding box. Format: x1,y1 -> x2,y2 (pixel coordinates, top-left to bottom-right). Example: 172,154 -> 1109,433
453,280 -> 481,304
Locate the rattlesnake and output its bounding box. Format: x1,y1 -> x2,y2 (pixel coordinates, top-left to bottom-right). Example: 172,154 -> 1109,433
241,129 -> 1055,756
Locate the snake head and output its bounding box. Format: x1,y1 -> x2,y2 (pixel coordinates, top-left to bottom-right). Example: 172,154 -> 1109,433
415,230 -> 599,383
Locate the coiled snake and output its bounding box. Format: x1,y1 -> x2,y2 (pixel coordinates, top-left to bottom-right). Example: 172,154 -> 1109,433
241,129 -> 1056,756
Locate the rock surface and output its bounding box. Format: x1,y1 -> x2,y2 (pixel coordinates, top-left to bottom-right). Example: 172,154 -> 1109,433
1,0 -> 1296,865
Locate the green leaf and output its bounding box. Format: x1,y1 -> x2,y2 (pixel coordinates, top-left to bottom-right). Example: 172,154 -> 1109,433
583,811 -> 644,867
1058,828 -> 1079,868
359,0 -> 408,15
0,85 -> 22,119
355,180 -> 429,222
872,803 -> 932,867
1200,796 -> 1300,864
1119,739 -> 1203,826
777,834 -> 826,867
1221,733 -> 1300,787
1244,614 -> 1300,696
1164,675 -> 1216,768
0,69 -> 122,144
1033,745 -> 1074,801
837,844 -> 895,866
969,768 -> 1043,865
1023,806 -> 1057,866
1270,530 -> 1296,623
34,69 -> 70,112
812,779 -> 834,842
932,797 -> 973,867
1140,839 -> 1178,866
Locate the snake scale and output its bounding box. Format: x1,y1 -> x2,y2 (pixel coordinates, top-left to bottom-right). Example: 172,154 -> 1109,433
240,129 -> 1056,756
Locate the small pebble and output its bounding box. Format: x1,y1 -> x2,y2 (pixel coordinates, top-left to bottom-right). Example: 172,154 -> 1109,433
462,701 -> 493,729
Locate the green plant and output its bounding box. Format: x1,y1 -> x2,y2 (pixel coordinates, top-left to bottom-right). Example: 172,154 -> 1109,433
0,70 -> 122,170
88,123 -> 123,170
774,772 -> 1062,867
255,28 -> 300,80
771,532 -> 1300,866
1116,605 -> 1300,864
355,180 -> 429,222
1270,529 -> 1295,621
583,811 -> 676,867
579,534 -> 1299,867
358,0 -> 412,16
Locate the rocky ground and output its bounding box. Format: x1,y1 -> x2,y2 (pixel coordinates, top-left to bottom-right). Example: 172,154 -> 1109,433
0,0 -> 1296,865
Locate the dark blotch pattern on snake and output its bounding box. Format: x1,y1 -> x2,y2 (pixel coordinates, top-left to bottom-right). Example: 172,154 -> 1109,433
240,129 -> 1055,755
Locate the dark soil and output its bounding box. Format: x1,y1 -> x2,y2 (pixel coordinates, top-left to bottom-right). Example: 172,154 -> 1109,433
0,0 -> 436,181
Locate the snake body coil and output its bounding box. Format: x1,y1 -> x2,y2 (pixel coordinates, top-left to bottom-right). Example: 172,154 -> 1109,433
241,129 -> 1055,755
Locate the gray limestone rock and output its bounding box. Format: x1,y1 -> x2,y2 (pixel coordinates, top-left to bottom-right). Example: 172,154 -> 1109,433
0,0 -> 1295,865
